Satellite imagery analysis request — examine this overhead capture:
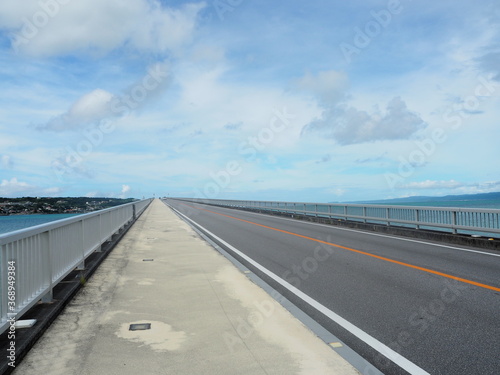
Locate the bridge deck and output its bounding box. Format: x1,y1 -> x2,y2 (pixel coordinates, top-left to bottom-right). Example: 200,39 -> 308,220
14,199 -> 360,375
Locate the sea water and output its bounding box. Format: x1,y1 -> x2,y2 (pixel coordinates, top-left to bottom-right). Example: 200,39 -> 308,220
0,214 -> 80,235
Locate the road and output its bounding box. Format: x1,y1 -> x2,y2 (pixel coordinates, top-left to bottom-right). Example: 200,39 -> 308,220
165,199 -> 500,375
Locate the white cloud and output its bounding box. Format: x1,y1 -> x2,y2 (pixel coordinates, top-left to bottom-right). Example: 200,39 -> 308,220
68,89 -> 115,122
118,184 -> 132,198
302,96 -> 427,145
295,70 -> 427,145
40,89 -> 115,131
4,0 -> 205,57
38,60 -> 171,131
0,177 -> 63,197
0,178 -> 32,195
467,181 -> 500,194
398,180 -> 500,195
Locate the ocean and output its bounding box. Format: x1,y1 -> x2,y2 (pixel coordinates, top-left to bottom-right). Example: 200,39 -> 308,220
0,213 -> 80,235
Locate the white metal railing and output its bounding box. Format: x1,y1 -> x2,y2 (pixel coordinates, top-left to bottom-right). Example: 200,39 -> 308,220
0,198 -> 152,335
176,198 -> 500,236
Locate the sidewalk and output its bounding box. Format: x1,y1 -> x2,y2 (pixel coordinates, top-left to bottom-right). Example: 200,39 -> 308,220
14,199 -> 360,375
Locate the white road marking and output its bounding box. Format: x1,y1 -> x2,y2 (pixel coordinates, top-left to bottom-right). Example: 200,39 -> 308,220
170,205 -> 432,375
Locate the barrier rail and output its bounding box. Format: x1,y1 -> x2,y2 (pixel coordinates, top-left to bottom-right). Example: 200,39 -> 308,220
176,198 -> 500,237
0,198 -> 152,335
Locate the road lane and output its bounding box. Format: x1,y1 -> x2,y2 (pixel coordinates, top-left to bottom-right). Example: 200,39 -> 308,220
178,200 -> 500,288
165,199 -> 500,375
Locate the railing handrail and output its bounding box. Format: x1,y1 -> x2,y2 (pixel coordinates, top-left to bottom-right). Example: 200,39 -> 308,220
185,198 -> 500,214
0,200 -> 144,244
175,198 -> 500,235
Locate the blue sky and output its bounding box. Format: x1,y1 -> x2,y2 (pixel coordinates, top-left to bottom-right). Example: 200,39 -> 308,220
0,0 -> 499,202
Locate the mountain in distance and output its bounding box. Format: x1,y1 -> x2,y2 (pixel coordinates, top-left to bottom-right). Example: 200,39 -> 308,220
348,192 -> 500,207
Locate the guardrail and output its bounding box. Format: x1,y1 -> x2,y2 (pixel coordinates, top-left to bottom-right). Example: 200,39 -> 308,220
177,198 -> 500,237
0,198 -> 152,335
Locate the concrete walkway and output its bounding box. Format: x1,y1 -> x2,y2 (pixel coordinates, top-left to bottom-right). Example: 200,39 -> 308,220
14,199 -> 360,375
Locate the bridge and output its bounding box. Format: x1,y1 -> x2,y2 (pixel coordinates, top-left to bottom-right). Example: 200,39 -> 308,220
0,198 -> 499,374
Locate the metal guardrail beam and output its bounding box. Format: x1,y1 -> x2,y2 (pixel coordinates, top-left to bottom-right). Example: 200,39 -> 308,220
176,198 -> 500,236
0,198 -> 152,335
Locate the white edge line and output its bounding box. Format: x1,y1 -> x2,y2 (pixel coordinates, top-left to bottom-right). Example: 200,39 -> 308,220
193,202 -> 500,258
170,205 -> 431,375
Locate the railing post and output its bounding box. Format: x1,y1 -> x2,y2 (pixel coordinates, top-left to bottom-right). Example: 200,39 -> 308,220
363,206 -> 367,223
386,208 -> 390,226
77,220 -> 85,271
96,213 -> 103,252
452,210 -> 457,234
415,209 -> 420,229
41,231 -> 53,303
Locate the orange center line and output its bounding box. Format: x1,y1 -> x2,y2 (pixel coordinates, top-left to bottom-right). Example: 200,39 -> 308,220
181,202 -> 500,293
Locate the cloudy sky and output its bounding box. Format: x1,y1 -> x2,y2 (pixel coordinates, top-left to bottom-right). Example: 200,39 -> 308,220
0,0 -> 499,202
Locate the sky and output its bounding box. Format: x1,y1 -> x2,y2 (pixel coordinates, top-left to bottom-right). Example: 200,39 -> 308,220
0,0 -> 499,202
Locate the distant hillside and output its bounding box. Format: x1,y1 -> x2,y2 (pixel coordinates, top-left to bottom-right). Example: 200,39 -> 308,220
0,197 -> 136,215
351,192 -> 500,205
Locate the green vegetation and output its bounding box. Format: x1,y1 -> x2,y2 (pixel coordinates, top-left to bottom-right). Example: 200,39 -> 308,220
0,197 -> 137,215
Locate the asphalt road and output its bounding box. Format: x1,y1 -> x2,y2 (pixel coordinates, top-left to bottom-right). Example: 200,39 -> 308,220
165,199 -> 500,375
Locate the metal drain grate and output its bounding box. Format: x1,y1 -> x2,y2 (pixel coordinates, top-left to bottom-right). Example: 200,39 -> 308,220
129,323 -> 151,331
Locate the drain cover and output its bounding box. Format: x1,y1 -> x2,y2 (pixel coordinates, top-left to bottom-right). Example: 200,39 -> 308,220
129,323 -> 151,331
142,259 -> 154,261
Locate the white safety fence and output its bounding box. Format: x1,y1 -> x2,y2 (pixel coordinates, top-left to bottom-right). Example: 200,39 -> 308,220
178,198 -> 500,237
0,199 -> 152,335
